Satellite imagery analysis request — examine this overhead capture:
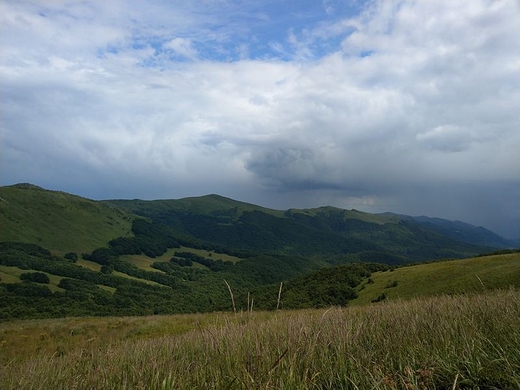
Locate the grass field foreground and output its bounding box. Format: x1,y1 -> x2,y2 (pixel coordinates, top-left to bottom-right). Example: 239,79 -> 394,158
1,288 -> 519,389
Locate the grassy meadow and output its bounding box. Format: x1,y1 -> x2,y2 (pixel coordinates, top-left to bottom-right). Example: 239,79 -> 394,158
120,246 -> 243,273
1,288 -> 519,389
0,265 -> 66,292
351,252 -> 520,305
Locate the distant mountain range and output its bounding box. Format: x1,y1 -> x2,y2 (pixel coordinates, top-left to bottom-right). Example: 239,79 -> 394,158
383,213 -> 518,249
1,183 -> 516,261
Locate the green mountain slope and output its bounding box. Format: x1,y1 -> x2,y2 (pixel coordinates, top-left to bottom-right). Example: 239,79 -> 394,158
0,240 -> 324,319
1,184 -> 505,263
2,238 -> 517,320
107,195 -> 495,263
0,184 -> 133,253
249,251 -> 520,310
350,251 -> 520,305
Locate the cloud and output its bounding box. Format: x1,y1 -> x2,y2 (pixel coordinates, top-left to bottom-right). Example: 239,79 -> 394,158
416,125 -> 472,152
1,0 -> 519,238
164,38 -> 198,60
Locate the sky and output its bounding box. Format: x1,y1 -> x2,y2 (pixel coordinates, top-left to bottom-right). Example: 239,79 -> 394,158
1,0 -> 519,239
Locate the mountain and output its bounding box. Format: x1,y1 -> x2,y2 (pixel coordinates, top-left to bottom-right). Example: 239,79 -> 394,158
399,214 -> 519,248
105,195 -> 500,264
1,239 -> 518,319
1,184 -> 513,262
1,183 -> 518,320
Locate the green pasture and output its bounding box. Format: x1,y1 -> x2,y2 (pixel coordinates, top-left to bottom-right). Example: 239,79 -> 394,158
352,252 -> 520,305
76,259 -> 102,272
119,246 -> 242,274
175,246 -> 242,264
0,265 -> 64,292
76,258 -> 163,286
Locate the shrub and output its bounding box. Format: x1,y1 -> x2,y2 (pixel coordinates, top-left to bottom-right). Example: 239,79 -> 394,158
385,280 -> 399,288
371,292 -> 387,303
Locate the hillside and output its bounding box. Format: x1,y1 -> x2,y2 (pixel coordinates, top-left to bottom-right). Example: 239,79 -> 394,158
245,251 -> 520,310
0,184 -> 133,254
106,195 -> 498,264
1,240 -> 518,320
1,183 -> 517,320
394,214 -> 518,248
350,250 -> 520,306
1,184 -> 509,263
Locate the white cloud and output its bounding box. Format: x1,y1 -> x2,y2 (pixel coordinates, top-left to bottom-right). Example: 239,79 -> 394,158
164,38 -> 198,59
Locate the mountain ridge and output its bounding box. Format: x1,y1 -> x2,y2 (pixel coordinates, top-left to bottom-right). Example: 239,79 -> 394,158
1,183 -> 515,260
381,212 -> 518,248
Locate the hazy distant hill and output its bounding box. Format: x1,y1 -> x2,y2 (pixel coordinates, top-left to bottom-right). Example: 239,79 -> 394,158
401,215 -> 518,248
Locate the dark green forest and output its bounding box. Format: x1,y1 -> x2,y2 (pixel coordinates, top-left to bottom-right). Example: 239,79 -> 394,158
0,240 -> 390,320
107,196 -> 499,262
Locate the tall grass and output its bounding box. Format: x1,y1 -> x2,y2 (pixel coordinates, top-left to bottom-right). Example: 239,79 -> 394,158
2,289 -> 519,389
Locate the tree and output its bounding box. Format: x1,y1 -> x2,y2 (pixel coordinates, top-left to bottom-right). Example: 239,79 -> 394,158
20,272 -> 50,284
100,265 -> 114,274
64,252 -> 78,262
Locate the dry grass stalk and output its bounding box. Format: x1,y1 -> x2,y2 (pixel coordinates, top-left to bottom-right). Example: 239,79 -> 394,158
452,373 -> 459,390
276,281 -> 283,310
475,274 -> 485,288
223,279 -> 236,313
